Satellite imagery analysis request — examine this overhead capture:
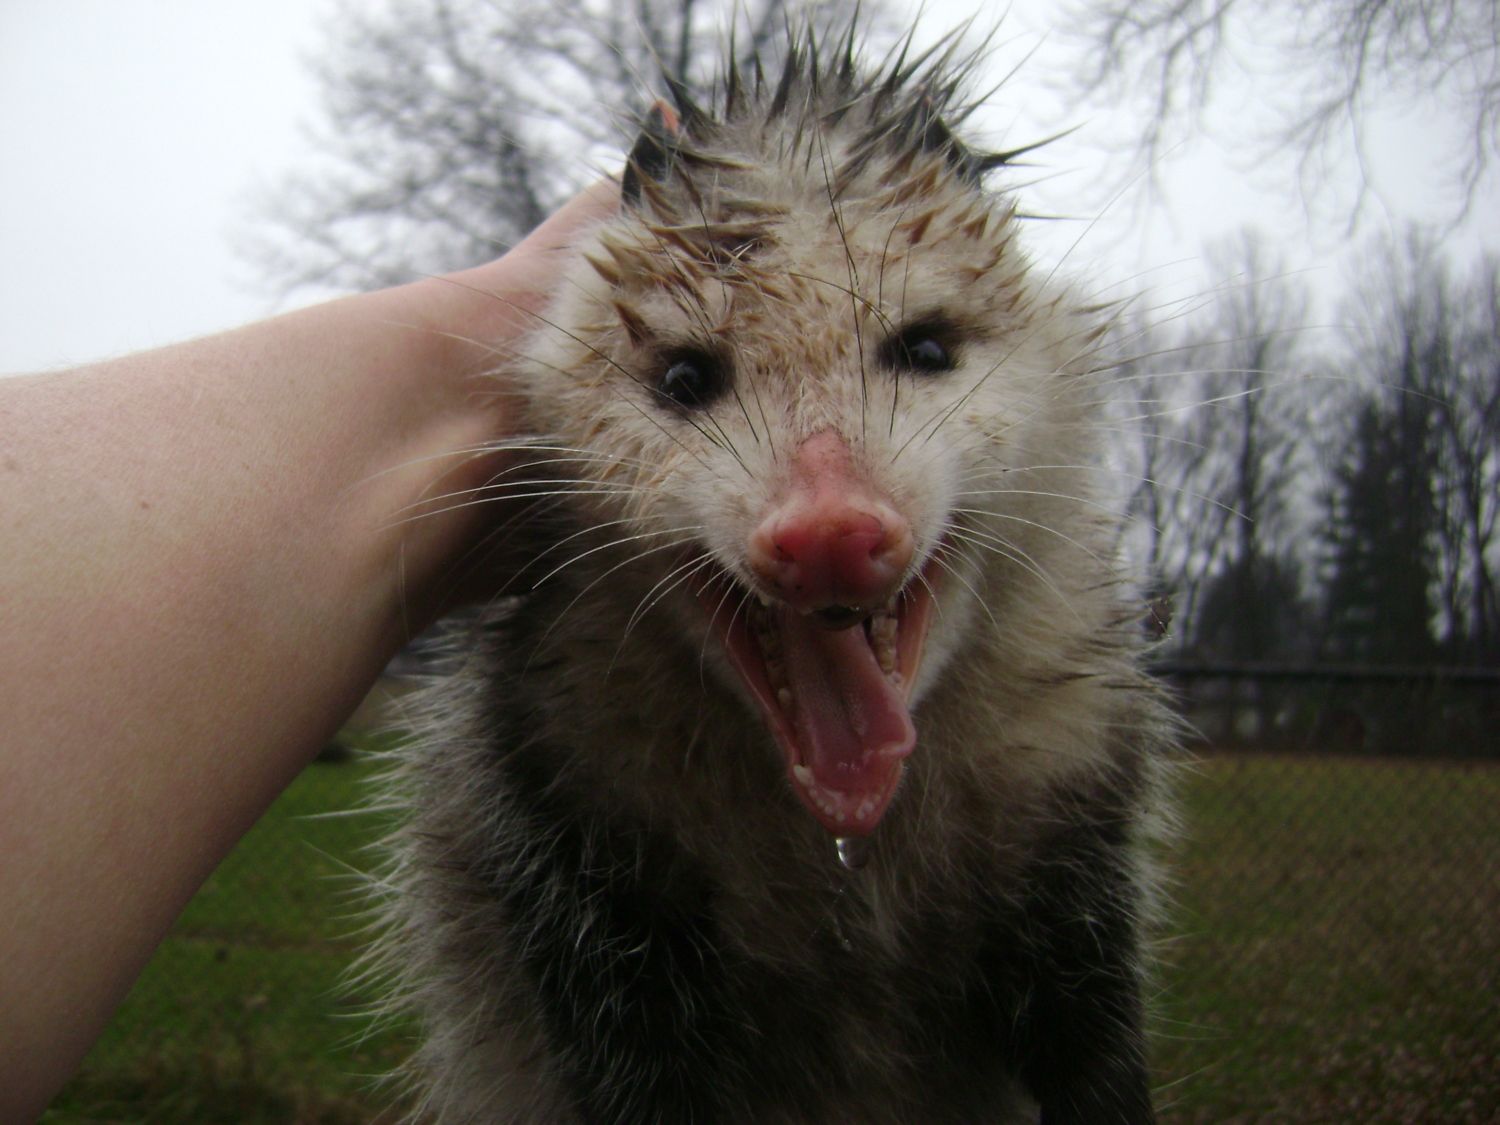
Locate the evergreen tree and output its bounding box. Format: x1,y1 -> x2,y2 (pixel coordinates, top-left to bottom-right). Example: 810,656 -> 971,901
1321,389 -> 1440,664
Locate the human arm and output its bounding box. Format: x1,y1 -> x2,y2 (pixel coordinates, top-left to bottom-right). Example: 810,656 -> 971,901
0,181 -> 616,1119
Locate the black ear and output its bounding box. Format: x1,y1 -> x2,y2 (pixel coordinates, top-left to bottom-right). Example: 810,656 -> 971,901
622,100 -> 683,207
914,102 -> 982,186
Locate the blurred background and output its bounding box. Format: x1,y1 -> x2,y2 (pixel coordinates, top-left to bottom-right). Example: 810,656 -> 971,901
7,1 -> 1496,1121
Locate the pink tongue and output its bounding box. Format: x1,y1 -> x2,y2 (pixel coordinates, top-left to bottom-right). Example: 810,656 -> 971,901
778,609 -> 916,793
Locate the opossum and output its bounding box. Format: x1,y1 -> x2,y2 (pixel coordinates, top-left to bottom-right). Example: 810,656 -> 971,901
373,26 -> 1174,1125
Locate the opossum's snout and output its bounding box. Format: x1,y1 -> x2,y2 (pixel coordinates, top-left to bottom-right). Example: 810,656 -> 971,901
700,429 -> 939,841
748,484 -> 914,621
748,429 -> 915,616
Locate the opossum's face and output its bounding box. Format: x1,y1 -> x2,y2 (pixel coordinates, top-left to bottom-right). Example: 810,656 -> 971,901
520,140 -> 1101,840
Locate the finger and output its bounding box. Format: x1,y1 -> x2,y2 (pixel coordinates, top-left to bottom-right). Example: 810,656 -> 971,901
507,178 -> 620,261
443,178 -> 620,327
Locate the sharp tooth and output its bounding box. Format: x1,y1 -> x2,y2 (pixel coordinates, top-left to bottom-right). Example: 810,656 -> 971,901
868,611 -> 898,675
767,658 -> 787,693
793,764 -> 814,788
776,686 -> 792,709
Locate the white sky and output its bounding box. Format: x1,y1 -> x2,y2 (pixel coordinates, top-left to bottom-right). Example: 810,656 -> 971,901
0,0 -> 326,372
2,0 -> 1496,374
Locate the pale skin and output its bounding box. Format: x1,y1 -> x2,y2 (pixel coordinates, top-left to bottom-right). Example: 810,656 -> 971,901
0,181 -> 618,1120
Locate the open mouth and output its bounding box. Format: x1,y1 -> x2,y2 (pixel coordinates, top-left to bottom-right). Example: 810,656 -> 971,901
695,559 -> 939,838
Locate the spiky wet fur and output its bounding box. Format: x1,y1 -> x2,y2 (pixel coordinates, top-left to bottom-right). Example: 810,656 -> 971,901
369,25 -> 1176,1125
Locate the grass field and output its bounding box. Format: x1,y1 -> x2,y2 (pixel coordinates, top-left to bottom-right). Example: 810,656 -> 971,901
45,750 -> 1499,1123
44,750 -> 408,1124
1154,754 -> 1499,1123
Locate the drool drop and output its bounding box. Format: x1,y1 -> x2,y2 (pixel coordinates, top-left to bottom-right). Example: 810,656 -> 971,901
835,835 -> 871,871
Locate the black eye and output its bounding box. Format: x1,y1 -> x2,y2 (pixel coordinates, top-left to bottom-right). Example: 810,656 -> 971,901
903,336 -> 951,371
883,322 -> 958,374
657,350 -> 727,409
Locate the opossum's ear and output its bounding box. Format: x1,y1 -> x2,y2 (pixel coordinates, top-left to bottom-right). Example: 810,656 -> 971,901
914,100 -> 982,186
622,100 -> 683,208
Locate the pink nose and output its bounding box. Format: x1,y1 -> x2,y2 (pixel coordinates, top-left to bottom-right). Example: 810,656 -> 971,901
748,432 -> 914,611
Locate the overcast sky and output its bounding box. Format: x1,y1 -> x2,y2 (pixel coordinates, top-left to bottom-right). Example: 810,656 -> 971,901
3,0 -> 1496,374
1,0 -> 326,372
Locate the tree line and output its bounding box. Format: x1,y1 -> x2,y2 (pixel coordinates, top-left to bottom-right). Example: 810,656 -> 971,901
1120,233 -> 1499,673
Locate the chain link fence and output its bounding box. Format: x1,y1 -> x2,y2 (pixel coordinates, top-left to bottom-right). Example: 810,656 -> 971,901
49,673 -> 1499,1123
1155,666 -> 1498,1122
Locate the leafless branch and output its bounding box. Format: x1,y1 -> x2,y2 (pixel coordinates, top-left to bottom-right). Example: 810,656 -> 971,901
1061,0 -> 1500,226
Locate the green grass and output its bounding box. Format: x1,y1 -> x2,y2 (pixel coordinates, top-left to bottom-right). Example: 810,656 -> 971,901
44,744 -> 408,1124
46,750 -> 1500,1123
1155,754 -> 1500,1123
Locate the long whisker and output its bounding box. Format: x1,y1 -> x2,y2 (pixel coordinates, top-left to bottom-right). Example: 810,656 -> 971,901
383,483 -> 640,530
527,524 -> 696,593
945,527 -> 1087,631
921,539 -> 998,632
697,567 -> 749,691
950,507 -> 1112,566
611,551 -> 721,675
525,531 -> 704,671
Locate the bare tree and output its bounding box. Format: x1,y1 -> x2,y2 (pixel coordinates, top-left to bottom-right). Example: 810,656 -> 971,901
1110,310 -> 1229,630
1059,0 -> 1500,224
1113,232 -> 1321,659
251,0 -> 885,293
1442,255 -> 1500,660
1334,234 -> 1500,662
1316,232 -> 1500,666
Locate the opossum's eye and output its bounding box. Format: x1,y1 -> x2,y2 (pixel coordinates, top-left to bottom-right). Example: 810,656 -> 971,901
903,336 -> 951,371
882,321 -> 958,374
656,349 -> 728,409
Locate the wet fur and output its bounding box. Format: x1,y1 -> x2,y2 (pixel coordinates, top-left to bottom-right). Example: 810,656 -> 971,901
371,26 -> 1174,1124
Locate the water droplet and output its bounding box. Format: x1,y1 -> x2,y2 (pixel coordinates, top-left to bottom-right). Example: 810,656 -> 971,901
835,835 -> 870,871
